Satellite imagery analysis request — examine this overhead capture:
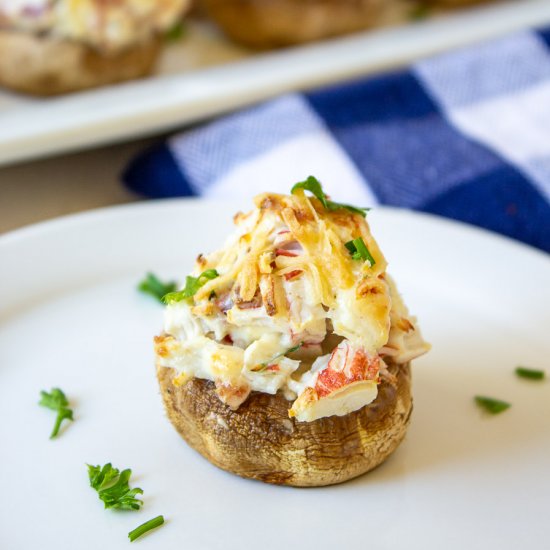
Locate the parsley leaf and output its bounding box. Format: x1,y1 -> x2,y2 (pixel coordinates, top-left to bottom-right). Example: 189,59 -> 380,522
474,396 -> 511,415
163,269 -> 219,304
291,176 -> 370,217
87,463 -> 143,510
128,515 -> 165,542
515,366 -> 545,380
138,272 -> 177,303
292,176 -> 330,208
88,463 -> 120,491
345,237 -> 376,266
39,388 -> 74,438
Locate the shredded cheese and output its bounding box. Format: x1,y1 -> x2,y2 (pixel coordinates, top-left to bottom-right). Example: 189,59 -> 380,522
156,187 -> 429,421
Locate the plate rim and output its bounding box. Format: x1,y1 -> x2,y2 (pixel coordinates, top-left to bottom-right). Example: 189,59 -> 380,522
1,196 -> 549,549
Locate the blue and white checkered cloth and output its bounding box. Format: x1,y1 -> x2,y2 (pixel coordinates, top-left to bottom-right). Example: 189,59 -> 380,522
124,28 -> 550,253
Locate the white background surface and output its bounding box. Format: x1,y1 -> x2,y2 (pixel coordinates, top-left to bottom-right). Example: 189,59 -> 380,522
1,201 -> 549,549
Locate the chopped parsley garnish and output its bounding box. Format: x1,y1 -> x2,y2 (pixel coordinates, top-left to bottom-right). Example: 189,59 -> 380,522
291,176 -> 370,217
251,343 -> 303,372
474,396 -> 511,415
39,388 -> 73,439
345,237 -> 376,266
165,21 -> 186,42
128,516 -> 165,542
163,269 -> 219,304
87,463 -> 143,510
138,272 -> 177,303
515,367 -> 546,380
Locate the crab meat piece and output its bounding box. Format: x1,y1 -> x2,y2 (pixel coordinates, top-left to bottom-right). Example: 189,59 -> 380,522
273,230 -> 304,255
215,291 -> 234,314
283,276 -> 327,344
272,229 -> 293,246
289,341 -> 380,422
315,341 -> 379,397
284,269 -> 303,281
215,381 -> 251,410
242,333 -> 300,394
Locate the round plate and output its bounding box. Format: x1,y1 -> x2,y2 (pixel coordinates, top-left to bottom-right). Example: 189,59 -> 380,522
1,200 -> 549,549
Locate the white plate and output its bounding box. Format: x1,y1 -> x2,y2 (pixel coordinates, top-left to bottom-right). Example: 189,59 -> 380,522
1,201 -> 549,549
1,0 -> 550,166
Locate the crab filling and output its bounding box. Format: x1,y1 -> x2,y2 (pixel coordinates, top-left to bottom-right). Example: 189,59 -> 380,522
0,0 -> 190,51
155,188 -> 429,422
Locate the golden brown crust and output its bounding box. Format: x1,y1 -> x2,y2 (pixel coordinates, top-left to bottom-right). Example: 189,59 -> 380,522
0,30 -> 161,96
157,361 -> 412,487
198,0 -> 385,48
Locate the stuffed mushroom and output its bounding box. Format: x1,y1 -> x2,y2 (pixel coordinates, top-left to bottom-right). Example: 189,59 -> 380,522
155,177 -> 430,487
197,0 -> 385,49
0,0 -> 191,95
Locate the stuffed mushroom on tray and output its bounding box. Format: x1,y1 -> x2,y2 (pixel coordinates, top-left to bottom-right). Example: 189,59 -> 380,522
0,0 -> 191,95
155,177 -> 430,487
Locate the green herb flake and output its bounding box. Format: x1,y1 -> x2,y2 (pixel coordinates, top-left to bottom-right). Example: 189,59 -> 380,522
163,269 -> 219,304
410,3 -> 431,21
250,364 -> 269,373
252,342 -> 303,372
291,176 -> 370,217
39,388 -> 74,438
138,272 -> 177,303
87,463 -> 143,511
286,343 -> 303,355
474,396 -> 511,415
345,237 -> 376,266
515,367 -> 546,380
165,21 -> 186,42
129,515 -> 165,542
292,176 -> 329,208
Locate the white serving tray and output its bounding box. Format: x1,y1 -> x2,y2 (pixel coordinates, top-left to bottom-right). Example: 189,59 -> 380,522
0,0 -> 549,167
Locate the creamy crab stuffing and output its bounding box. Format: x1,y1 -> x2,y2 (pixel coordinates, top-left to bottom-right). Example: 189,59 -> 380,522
155,185 -> 429,422
0,0 -> 189,51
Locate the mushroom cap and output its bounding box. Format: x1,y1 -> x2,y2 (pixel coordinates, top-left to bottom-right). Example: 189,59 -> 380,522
157,360 -> 412,487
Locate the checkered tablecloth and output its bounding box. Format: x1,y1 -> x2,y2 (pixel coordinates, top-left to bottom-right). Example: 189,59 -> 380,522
124,28 -> 550,253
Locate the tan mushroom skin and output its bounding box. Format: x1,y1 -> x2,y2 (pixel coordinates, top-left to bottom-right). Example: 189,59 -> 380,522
157,361 -> 412,487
